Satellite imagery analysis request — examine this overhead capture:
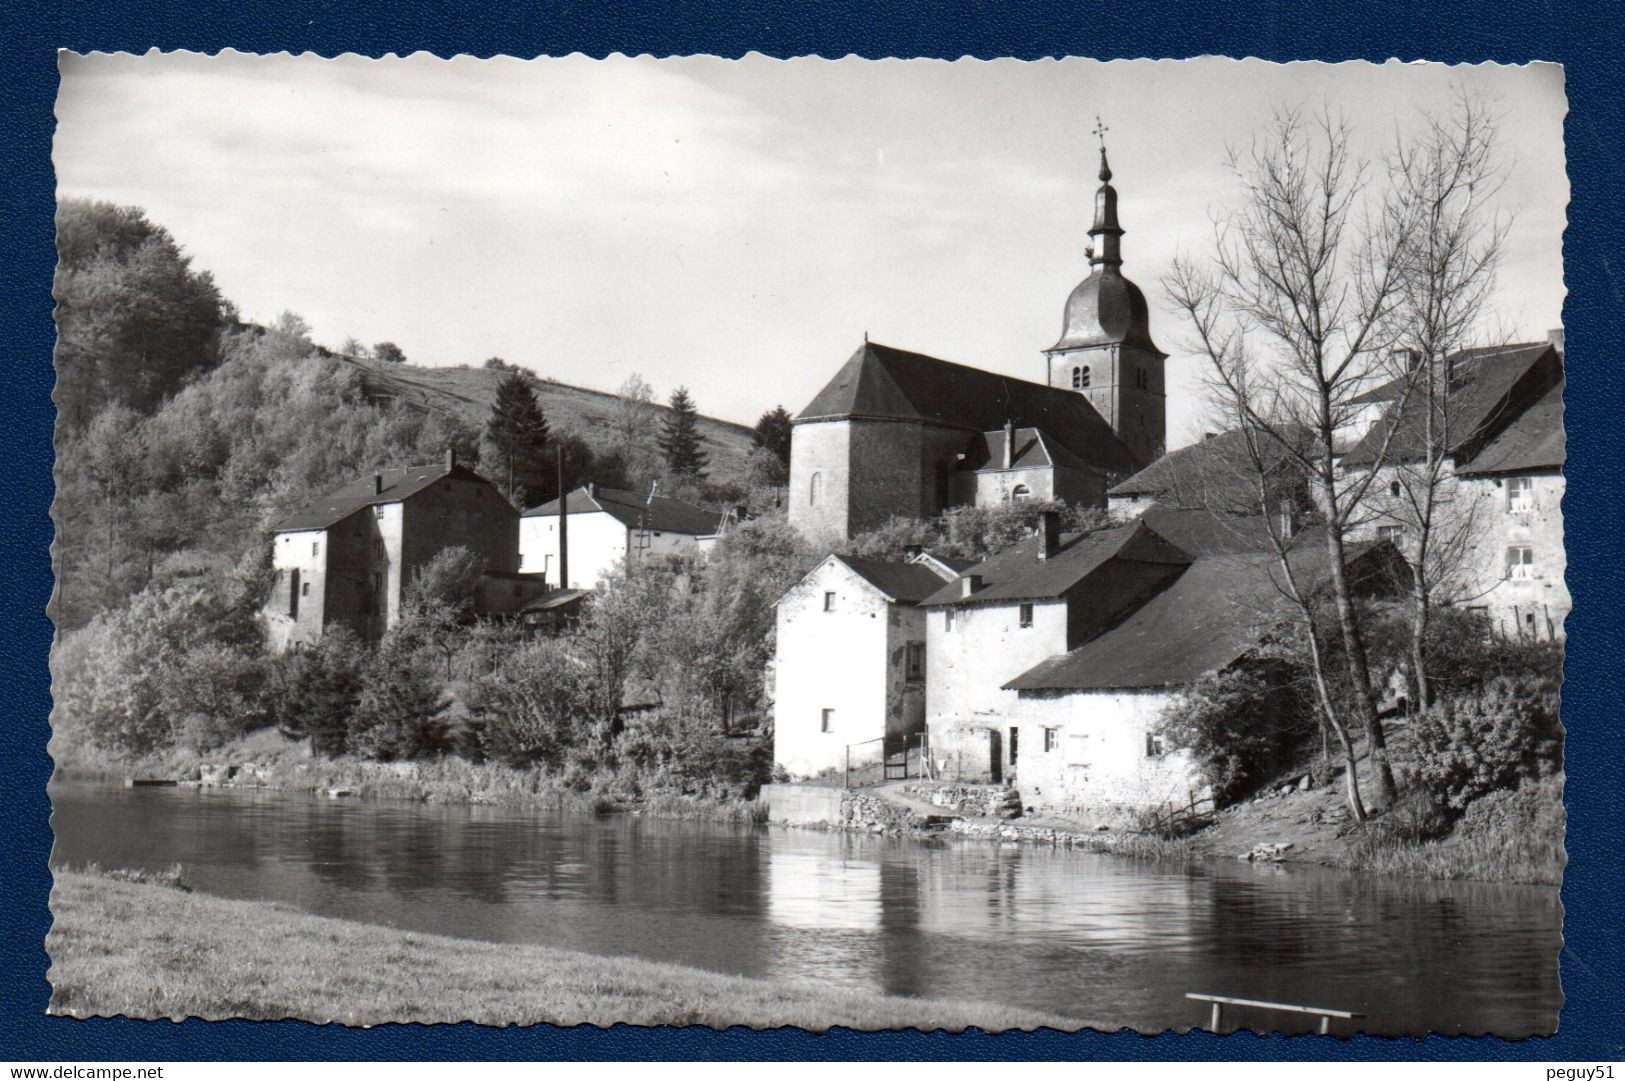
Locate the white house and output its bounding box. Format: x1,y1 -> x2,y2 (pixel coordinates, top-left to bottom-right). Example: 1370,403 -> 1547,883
918,513 -> 1191,784
520,484 -> 725,590
772,554 -> 956,779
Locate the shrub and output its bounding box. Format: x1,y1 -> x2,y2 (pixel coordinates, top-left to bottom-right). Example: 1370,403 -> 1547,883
1158,657 -> 1316,805
270,625 -> 368,756
1408,676 -> 1562,815
348,642 -> 452,760
465,638 -> 591,769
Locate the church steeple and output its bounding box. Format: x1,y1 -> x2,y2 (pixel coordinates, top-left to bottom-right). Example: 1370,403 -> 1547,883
1089,144 -> 1123,268
1043,119 -> 1167,468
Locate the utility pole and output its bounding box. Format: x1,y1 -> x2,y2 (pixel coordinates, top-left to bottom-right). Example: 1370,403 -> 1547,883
556,452 -> 568,592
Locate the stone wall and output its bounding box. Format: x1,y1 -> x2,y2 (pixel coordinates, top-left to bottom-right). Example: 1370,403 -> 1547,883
900,781 -> 1022,818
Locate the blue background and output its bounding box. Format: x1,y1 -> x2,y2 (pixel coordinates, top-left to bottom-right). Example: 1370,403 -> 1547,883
4,0 -> 1621,1062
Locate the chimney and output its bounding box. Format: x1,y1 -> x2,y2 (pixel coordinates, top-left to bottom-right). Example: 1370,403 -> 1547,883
1002,420 -> 1015,470
588,481 -> 597,499
1548,328 -> 1564,356
960,574 -> 983,598
373,473 -> 384,496
1203,431 -> 1217,441
445,446 -> 458,470
1037,509 -> 1061,560
904,544 -> 923,561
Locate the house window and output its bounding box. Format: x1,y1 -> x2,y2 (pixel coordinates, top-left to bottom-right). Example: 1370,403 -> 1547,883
1135,367 -> 1148,390
1376,525 -> 1404,543
300,581 -> 310,597
820,709 -> 834,733
809,472 -> 824,506
1507,475 -> 1535,512
373,506 -> 385,519
312,541 -> 320,557
1019,602 -> 1034,628
287,569 -> 300,619
1077,365 -> 1091,389
1507,546 -> 1535,579
1008,727 -> 1019,766
1389,480 -> 1401,498
944,608 -> 957,632
823,591 -> 836,612
1146,732 -> 1166,757
905,642 -> 925,681
1043,728 -> 1058,753
1010,484 -> 1032,502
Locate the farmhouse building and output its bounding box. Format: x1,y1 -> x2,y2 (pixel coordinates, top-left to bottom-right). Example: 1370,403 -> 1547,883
772,554 -> 958,779
520,484 -> 725,590
787,146 -> 1162,541
1338,336 -> 1567,640
264,451 -> 528,652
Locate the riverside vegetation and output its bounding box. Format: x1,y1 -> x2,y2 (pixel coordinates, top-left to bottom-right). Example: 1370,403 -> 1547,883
51,198 -> 1563,885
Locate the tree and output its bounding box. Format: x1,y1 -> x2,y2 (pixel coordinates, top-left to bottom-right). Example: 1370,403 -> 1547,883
271,625 -> 367,756
658,386 -> 708,479
483,356 -> 510,370
53,199 -> 228,427
611,372 -> 663,490
484,371 -> 550,505
373,341 -> 407,364
340,336 -> 367,358
1376,93 -> 1511,712
752,405 -> 794,466
1164,105 -> 1429,810
349,637 -> 451,760
398,546 -> 488,679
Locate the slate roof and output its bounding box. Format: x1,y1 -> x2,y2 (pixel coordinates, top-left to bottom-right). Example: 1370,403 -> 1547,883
1134,504 -> 1290,556
837,556 -> 954,604
919,519 -> 1192,607
1004,541 -> 1404,692
1456,380 -> 1566,476
274,462 -> 485,531
1341,343 -> 1561,468
796,341 -> 1144,473
956,427 -> 1095,475
1108,427 -> 1310,510
524,486 -> 724,536
1003,555 -> 1296,691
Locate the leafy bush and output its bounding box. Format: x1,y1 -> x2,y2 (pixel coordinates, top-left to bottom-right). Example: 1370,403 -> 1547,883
465,638 -> 591,769
270,625 -> 368,756
1158,656 -> 1317,805
1408,676 -> 1562,814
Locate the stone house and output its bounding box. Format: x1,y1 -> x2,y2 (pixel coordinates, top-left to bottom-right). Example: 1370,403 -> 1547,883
771,554 -> 957,779
265,451 -> 526,652
1339,337 -> 1567,640
918,513 -> 1192,783
787,147 -> 1161,542
519,484 -> 725,590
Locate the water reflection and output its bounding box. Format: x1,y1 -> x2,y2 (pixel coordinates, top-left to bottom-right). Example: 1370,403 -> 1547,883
49,781 -> 1560,1035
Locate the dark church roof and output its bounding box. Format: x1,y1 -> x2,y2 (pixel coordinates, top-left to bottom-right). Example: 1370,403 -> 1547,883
274,461 -> 490,532
837,556 -> 954,604
1049,268 -> 1162,354
524,485 -> 724,536
796,341 -> 1144,473
919,519 -> 1191,607
956,427 -> 1095,475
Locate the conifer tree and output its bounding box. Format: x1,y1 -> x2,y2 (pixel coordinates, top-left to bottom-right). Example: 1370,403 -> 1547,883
485,370 -> 550,505
752,405 -> 793,466
659,386 -> 708,479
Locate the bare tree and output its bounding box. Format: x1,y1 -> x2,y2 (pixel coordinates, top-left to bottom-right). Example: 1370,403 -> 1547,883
1165,105 -> 1425,808
610,372 -> 662,488
1374,92 -> 1511,711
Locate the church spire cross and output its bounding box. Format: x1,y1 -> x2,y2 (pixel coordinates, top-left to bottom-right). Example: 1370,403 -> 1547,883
1092,116 -> 1113,181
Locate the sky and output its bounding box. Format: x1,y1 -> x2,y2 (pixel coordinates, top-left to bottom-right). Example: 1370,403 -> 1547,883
55,53 -> 1567,448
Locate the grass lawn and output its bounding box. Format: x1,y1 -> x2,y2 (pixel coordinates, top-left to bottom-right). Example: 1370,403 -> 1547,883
47,871 -> 1077,1031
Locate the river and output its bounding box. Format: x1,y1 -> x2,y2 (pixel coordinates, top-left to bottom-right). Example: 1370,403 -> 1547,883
48,779 -> 1562,1035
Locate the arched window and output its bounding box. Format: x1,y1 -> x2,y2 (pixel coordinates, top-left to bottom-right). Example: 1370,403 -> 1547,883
809,472 -> 823,506
1078,365 -> 1091,389
1010,484 -> 1032,502
1389,480 -> 1401,498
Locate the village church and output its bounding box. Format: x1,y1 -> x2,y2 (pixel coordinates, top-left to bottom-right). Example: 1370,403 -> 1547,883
788,146 -> 1164,542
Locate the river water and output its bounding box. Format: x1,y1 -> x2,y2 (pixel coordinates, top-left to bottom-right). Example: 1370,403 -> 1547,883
48,780 -> 1562,1035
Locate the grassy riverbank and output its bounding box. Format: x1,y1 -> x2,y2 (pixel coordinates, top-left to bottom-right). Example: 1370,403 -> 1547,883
47,870 -> 1075,1030
52,727 -> 765,824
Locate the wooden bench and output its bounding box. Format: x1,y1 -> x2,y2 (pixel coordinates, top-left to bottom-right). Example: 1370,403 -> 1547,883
1186,992 -> 1365,1035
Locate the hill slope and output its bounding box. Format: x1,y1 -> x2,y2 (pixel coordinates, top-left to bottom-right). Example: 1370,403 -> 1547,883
340,355 -> 759,485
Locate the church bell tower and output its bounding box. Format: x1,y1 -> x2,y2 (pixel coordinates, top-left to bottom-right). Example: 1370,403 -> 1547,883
1043,123 -> 1167,467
